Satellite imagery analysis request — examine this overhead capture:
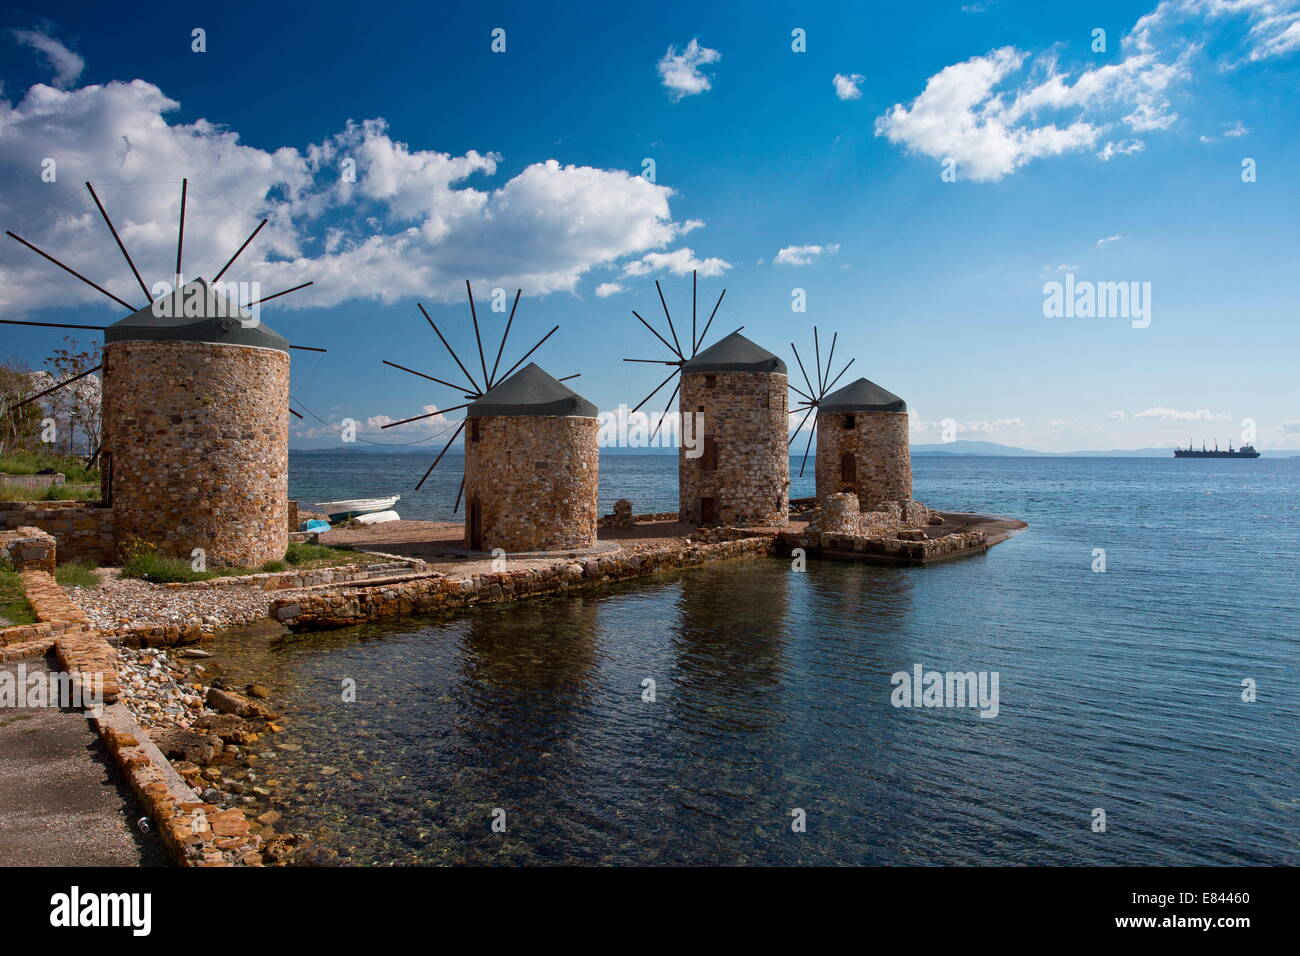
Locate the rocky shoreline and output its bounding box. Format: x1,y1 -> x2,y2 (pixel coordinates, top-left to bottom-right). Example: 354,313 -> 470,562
70,569 -> 288,633
116,644 -> 335,866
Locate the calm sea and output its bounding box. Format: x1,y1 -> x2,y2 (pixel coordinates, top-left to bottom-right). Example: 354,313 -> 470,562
211,453 -> 1300,865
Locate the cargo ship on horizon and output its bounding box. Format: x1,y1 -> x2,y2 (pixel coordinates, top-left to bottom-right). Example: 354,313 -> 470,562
1174,441 -> 1261,459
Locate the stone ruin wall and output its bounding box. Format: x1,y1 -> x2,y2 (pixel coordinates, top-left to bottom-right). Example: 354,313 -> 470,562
103,341 -> 289,568
0,501 -> 116,564
679,370 -> 790,527
463,415 -> 599,552
814,410 -> 912,507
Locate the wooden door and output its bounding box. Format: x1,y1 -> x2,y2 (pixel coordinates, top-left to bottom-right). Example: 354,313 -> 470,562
700,496 -> 716,526
469,499 -> 483,551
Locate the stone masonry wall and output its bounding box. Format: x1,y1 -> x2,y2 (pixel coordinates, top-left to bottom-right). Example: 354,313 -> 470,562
463,415 -> 599,552
103,341 -> 289,568
679,370 -> 789,527
0,501 -> 115,564
814,410 -> 911,507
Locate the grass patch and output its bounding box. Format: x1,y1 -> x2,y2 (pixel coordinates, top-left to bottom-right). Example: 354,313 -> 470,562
259,559 -> 287,573
55,559 -> 100,589
122,552 -> 218,584
0,566 -> 37,625
0,450 -> 99,484
284,541 -> 367,569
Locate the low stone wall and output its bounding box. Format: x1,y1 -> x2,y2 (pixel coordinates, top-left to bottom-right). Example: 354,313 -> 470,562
158,555 -> 425,592
597,510 -> 679,528
272,536 -> 774,631
780,528 -> 989,565
0,525 -> 56,573
0,501 -> 115,564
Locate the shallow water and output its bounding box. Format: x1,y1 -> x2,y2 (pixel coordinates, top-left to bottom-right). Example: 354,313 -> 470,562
216,456 -> 1299,865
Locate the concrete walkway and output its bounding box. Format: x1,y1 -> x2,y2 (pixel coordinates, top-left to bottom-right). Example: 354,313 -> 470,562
0,654 -> 166,866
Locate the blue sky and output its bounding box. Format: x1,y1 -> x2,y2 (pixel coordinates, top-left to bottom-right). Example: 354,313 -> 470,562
1,0 -> 1297,451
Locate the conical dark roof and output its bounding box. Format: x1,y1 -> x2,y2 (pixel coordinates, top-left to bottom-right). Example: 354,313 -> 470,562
106,278 -> 290,353
468,363 -> 597,418
820,377 -> 907,413
681,331 -> 786,374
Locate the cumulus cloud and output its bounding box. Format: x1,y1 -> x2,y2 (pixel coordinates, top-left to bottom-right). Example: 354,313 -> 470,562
12,28 -> 84,89
774,243 -> 840,266
594,282 -> 623,297
1136,406 -> 1230,420
0,75 -> 713,314
833,73 -> 864,100
657,39 -> 720,100
622,247 -> 730,277
874,0 -> 1300,181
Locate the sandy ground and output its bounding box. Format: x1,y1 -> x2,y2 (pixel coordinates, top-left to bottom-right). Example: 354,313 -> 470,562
0,655 -> 166,866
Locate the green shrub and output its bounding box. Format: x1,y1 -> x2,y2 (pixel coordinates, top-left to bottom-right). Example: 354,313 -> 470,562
259,559 -> 287,573
42,483 -> 99,501
122,552 -> 217,584
55,559 -> 100,589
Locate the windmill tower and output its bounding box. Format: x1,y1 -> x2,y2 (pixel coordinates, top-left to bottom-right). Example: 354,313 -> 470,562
623,273 -> 788,527
815,378 -> 911,507
4,180 -> 319,567
786,327 -> 910,507
463,363 -> 599,552
379,283 -> 583,536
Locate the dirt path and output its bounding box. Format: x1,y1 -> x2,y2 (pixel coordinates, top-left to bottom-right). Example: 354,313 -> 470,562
0,655 -> 166,866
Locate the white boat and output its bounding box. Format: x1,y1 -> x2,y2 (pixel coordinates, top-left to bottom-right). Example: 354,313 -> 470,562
351,510 -> 400,526
314,495 -> 400,522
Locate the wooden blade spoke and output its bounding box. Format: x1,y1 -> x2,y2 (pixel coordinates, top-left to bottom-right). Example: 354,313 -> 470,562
249,281 -> 313,308
799,417 -> 816,477
488,288 -> 521,388
790,342 -> 817,399
382,360 -> 476,395
418,302 -> 481,394
648,381 -> 681,441
694,288 -> 726,356
465,280 -> 489,390
415,420 -> 466,491
495,325 -> 559,384
823,357 -> 856,396
655,280 -> 683,358
453,476 -> 465,514
13,364 -> 103,410
788,403 -> 815,447
631,367 -> 680,414
86,182 -> 151,301
176,178 -> 187,278
213,218 -> 268,283
631,310 -> 681,360
6,231 -> 140,312
380,402 -> 472,429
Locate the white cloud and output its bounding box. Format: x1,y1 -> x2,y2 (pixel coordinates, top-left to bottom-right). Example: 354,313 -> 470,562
1097,138 -> 1145,161
875,0 -> 1300,181
1223,119 -> 1250,137
1279,420 -> 1300,434
1136,406 -> 1230,420
594,282 -> 623,297
1108,410 -> 1126,420
12,29 -> 84,89
657,39 -> 720,101
833,73 -> 864,100
622,247 -> 730,278
1096,234 -> 1125,246
0,76 -> 707,313
774,243 -> 840,266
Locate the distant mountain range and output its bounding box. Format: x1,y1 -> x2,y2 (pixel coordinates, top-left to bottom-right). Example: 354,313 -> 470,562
290,440 -> 1299,458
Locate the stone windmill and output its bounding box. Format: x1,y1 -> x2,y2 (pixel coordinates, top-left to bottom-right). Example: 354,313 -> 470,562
788,329 -> 911,507
379,282 -> 580,513
624,273 -> 789,527
3,179 -> 323,567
